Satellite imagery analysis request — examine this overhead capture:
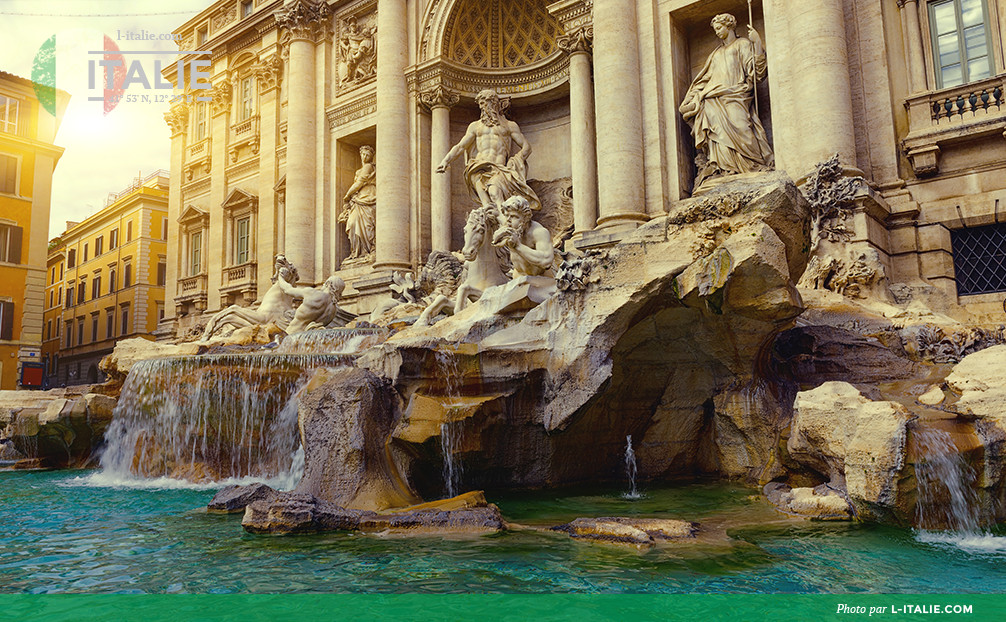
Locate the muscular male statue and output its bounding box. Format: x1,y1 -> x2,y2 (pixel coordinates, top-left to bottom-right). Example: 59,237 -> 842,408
436,89 -> 541,213
200,255 -> 298,341
278,275 -> 348,335
492,195 -> 554,278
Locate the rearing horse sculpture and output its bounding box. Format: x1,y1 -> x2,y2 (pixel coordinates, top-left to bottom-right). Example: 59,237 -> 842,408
415,205 -> 510,326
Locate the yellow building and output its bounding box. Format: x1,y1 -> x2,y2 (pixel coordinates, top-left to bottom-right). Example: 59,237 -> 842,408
44,171 -> 169,385
0,70 -> 69,390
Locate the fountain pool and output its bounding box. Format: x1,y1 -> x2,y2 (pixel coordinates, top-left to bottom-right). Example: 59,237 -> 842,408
3,470 -> 1006,594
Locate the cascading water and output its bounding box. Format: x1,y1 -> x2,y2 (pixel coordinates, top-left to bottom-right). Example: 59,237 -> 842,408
440,421 -> 462,499
97,353 -> 353,487
623,435 -> 641,500
435,350 -> 464,498
911,426 -> 1006,553
276,327 -> 389,354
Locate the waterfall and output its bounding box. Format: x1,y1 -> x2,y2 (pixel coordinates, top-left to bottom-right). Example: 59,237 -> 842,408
440,421 -> 462,499
913,427 -> 980,532
276,327 -> 389,354
623,435 -> 641,499
98,353 -> 353,486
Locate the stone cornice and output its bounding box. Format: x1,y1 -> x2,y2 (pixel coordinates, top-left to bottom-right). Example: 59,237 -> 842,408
548,0 -> 593,33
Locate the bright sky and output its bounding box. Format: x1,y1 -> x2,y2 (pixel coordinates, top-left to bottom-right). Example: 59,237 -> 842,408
0,0 -> 210,238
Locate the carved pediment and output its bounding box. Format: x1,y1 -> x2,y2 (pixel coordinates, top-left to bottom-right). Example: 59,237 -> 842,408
178,205 -> 209,226
222,187 -> 259,212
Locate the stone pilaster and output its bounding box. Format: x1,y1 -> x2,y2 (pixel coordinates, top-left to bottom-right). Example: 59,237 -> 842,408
374,0 -> 412,271
557,26 -> 598,238
898,0 -> 927,93
276,0 -> 330,282
420,86 -> 460,252
592,0 -> 647,229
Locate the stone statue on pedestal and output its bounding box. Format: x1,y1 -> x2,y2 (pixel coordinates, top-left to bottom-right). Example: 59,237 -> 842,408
679,13 -> 773,192
436,89 -> 541,213
340,145 -> 377,261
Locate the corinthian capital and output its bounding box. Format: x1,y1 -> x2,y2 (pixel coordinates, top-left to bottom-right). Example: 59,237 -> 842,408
419,86 -> 460,112
276,0 -> 332,42
206,79 -> 232,116
163,103 -> 189,136
557,26 -> 593,56
252,54 -> 283,92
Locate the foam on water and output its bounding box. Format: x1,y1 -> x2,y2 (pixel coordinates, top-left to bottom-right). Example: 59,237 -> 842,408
915,530 -> 1006,555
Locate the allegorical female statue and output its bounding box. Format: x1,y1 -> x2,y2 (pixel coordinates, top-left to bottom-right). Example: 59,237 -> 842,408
679,13 -> 773,191
339,145 -> 377,261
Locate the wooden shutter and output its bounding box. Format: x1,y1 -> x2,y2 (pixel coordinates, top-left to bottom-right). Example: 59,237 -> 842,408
9,225 -> 21,264
0,301 -> 13,340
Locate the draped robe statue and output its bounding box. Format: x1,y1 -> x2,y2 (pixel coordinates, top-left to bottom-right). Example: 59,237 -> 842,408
679,13 -> 773,191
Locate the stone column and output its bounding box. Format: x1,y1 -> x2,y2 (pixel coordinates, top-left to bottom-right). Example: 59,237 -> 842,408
374,0 -> 411,271
276,0 -> 329,281
787,0 -> 857,168
420,86 -> 459,252
162,104 -> 187,327
899,0 -> 927,93
593,0 -> 647,229
557,26 -> 598,238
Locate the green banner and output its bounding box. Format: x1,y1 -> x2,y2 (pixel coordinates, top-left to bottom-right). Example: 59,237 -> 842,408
0,595 -> 999,622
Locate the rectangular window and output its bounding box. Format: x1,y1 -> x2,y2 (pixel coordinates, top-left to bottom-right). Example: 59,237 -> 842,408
49,290 -> 53,308
930,0 -> 993,89
95,236 -> 103,256
121,307 -> 129,336
109,269 -> 116,293
124,263 -> 132,287
60,263 -> 63,279
77,281 -> 86,303
127,221 -> 133,241
197,27 -> 208,46
952,222 -> 1006,295
239,77 -> 254,121
65,321 -> 72,347
51,267 -> 56,285
110,228 -> 118,249
158,304 -> 165,321
58,287 -> 62,305
190,231 -> 202,275
46,320 -> 51,340
0,154 -> 17,194
0,95 -> 19,134
106,311 -> 114,338
195,102 -> 207,141
235,217 -> 250,264
91,315 -> 98,342
77,318 -> 84,345
162,218 -> 168,241
0,301 -> 13,340
92,275 -> 102,299
68,249 -> 76,268
157,262 -> 166,286
66,286 -> 73,308
0,224 -> 21,263
83,243 -> 88,262
241,0 -> 253,18
56,321 -> 60,337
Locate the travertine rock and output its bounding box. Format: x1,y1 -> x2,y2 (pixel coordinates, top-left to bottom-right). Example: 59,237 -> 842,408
99,337 -> 202,383
764,482 -> 853,520
208,483 -> 280,513
789,382 -> 910,519
0,389 -> 118,468
551,517 -> 698,546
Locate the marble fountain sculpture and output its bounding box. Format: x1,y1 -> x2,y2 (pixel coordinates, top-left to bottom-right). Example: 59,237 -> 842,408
10,70 -> 1006,540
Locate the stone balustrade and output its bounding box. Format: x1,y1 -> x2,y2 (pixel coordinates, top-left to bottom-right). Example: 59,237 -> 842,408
178,274 -> 208,296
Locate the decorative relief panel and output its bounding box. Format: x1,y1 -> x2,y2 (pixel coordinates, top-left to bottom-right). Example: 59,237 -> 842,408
446,0 -> 561,69
336,1 -> 378,91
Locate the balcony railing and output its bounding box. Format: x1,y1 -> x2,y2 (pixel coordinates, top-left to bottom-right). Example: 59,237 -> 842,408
224,261 -> 257,287
230,116 -> 259,144
187,137 -> 211,159
178,273 -> 207,296
903,74 -> 1006,176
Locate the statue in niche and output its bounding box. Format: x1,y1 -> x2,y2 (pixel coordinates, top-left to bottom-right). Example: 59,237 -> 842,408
436,88 -> 541,214
338,16 -> 376,85
339,145 -> 377,262
492,195 -> 555,278
278,275 -> 353,334
201,255 -> 299,341
679,13 -> 773,192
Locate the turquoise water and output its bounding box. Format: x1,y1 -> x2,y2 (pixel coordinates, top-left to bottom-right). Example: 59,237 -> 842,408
3,470 -> 1006,594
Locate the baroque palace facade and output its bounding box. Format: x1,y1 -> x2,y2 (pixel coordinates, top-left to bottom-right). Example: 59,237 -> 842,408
162,0 -> 1006,335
